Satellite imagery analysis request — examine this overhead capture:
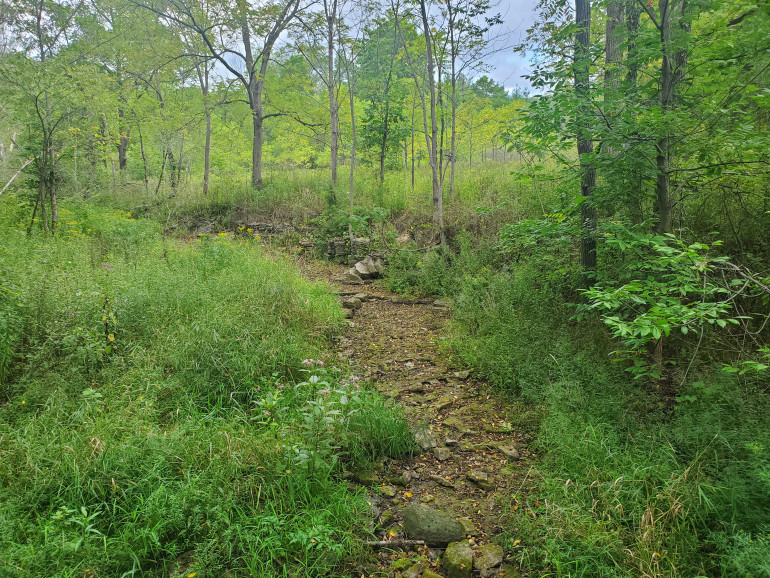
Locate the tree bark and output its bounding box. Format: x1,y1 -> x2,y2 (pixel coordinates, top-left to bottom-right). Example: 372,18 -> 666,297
411,92 -> 416,189
325,0 -> 339,187
419,0 -> 446,246
655,0 -> 675,234
574,0 -> 597,271
118,108 -> 129,171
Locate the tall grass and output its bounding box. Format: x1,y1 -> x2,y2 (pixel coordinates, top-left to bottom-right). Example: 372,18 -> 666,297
0,194 -> 412,577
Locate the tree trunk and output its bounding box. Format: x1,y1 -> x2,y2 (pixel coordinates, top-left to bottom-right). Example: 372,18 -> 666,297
574,0 -> 597,271
203,109 -> 211,195
656,0 -> 674,234
625,0 -> 641,85
118,108 -> 129,171
380,99 -> 390,186
326,0 -> 339,187
101,114 -> 116,190
419,0 -> 445,247
604,0 -> 623,157
136,118 -> 149,194
411,93 -> 416,189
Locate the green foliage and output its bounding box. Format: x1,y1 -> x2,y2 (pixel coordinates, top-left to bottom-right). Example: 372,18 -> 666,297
0,197 -> 411,577
385,232 -> 500,297
576,225 -> 746,378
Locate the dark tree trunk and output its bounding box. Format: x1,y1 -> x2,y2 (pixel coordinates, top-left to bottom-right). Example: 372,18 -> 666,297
574,0 -> 597,271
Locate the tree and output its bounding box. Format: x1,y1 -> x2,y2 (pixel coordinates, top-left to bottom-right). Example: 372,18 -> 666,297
573,0 -> 596,271
358,13 -> 410,185
0,0 -> 85,232
393,0 -> 445,246
139,0 -> 305,189
438,0 -> 503,197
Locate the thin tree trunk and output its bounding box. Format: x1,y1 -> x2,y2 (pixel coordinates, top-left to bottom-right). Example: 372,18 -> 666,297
574,0 -> 597,271
656,0 -> 674,234
411,93 -> 416,189
176,131 -> 185,186
156,150 -> 167,195
380,99 -> 390,186
118,108 -> 129,171
468,114 -> 473,168
203,110 -> 211,195
326,0 -> 339,187
419,0 -> 445,247
136,119 -> 149,194
101,114 -> 116,190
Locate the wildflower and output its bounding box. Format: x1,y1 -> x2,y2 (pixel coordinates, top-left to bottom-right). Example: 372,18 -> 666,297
302,359 -> 314,366
318,388 -> 330,396
316,360 -> 324,367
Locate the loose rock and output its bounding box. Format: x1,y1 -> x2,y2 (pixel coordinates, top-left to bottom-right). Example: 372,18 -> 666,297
433,447 -> 452,461
414,429 -> 437,450
443,541 -> 473,578
402,505 -> 464,546
474,544 -> 504,574
343,270 -> 363,284
466,470 -> 495,491
495,444 -> 520,460
341,297 -> 362,310
457,518 -> 478,537
430,474 -> 454,488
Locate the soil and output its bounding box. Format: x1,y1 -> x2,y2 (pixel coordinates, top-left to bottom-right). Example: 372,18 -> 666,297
296,258 -> 537,578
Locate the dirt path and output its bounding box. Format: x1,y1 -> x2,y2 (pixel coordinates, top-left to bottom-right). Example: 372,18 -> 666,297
298,259 -> 535,578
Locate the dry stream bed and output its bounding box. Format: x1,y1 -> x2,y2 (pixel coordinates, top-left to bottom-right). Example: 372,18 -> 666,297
298,259 -> 537,578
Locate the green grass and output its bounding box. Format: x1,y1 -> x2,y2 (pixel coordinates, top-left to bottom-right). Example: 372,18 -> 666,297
0,194 -> 413,577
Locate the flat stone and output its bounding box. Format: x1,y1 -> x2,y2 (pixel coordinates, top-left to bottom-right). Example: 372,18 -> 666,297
466,470 -> 495,491
430,474 -> 454,488
402,505 -> 464,546
414,429 -> 437,450
379,485 -> 397,498
343,271 -> 363,284
379,509 -> 396,528
443,541 -> 473,578
495,444 -> 520,460
457,517 -> 478,537
433,397 -> 454,411
501,564 -> 522,578
433,299 -> 451,308
354,292 -> 368,301
442,416 -> 472,433
341,297 -> 362,310
433,447 -> 452,461
474,544 -> 504,573
423,570 -> 444,578
445,438 -> 459,446
403,559 -> 430,578
353,468 -> 379,486
453,370 -> 471,380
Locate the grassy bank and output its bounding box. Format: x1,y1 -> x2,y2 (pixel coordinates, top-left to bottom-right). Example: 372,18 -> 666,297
385,224 -> 770,576
0,195 -> 412,577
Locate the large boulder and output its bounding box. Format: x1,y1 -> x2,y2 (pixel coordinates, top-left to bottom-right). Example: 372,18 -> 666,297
354,261 -> 373,279
402,505 -> 464,546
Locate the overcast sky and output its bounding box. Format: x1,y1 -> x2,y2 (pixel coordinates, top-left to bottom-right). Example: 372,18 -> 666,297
483,0 -> 541,94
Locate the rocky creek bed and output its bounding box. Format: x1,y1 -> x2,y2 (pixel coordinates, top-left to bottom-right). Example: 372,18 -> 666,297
297,258 -> 537,578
